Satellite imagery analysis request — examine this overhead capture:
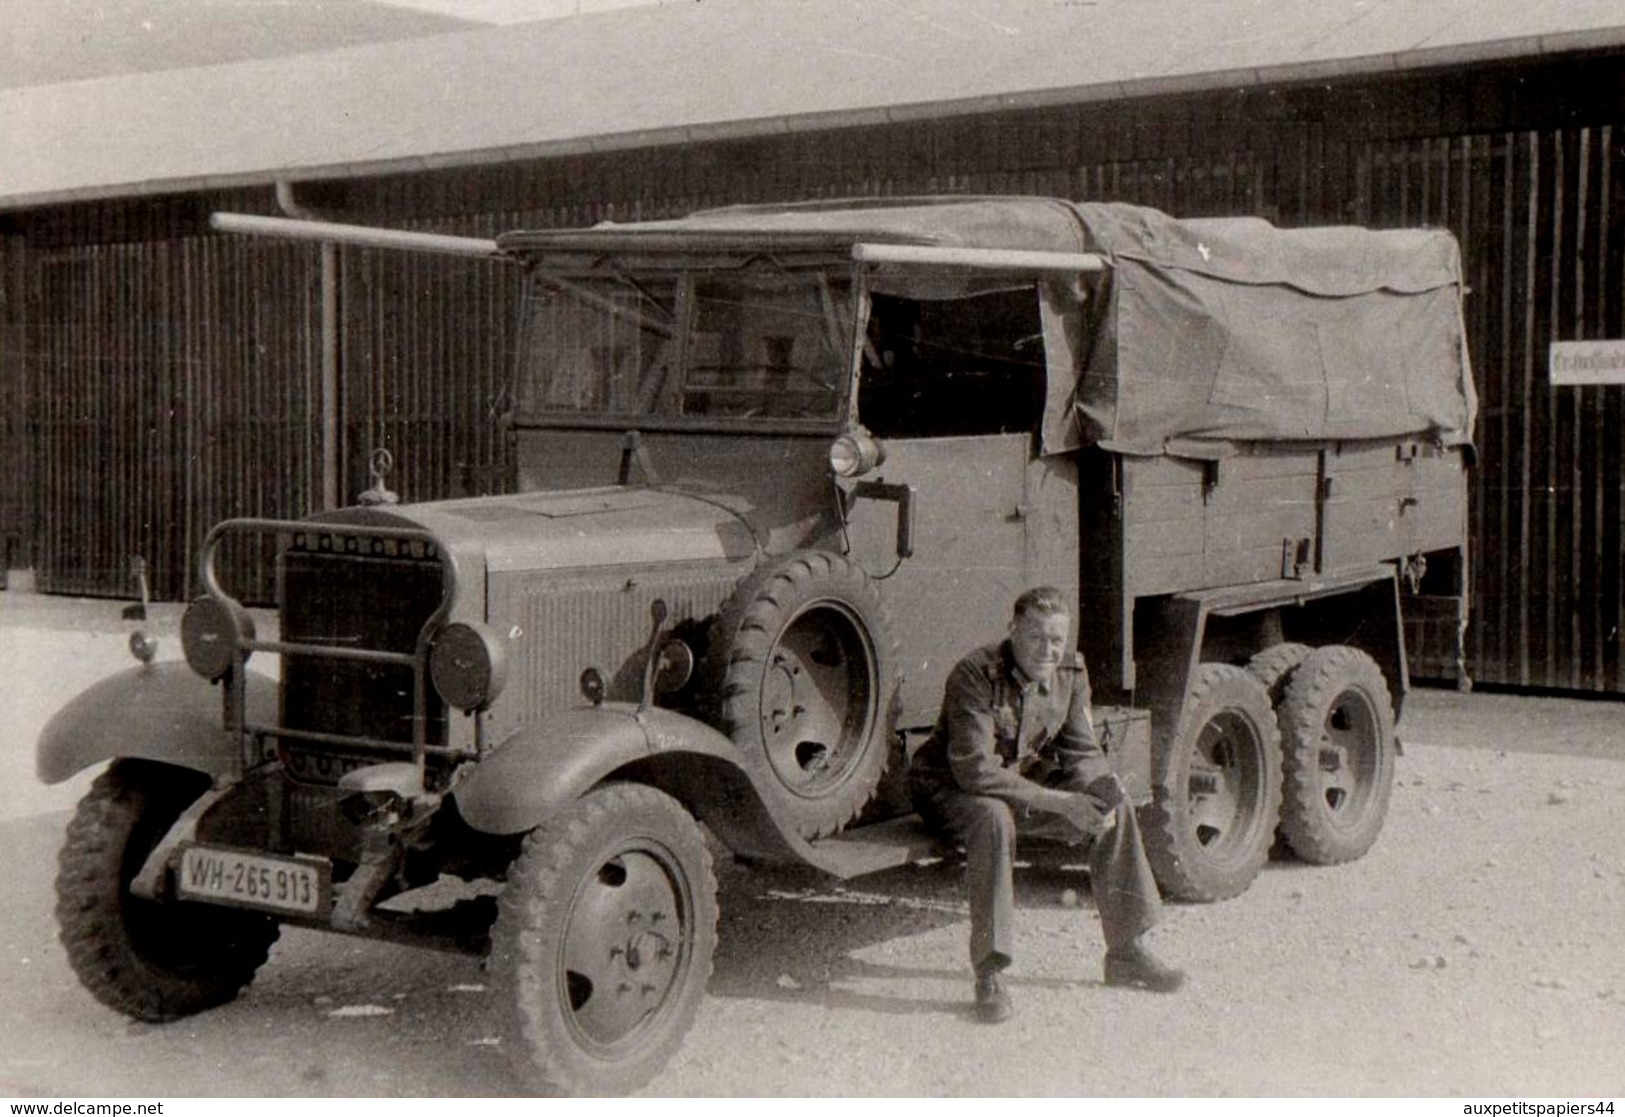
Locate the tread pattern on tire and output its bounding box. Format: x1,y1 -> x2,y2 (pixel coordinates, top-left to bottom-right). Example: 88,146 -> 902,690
1247,640 -> 1315,860
1246,642 -> 1313,703
492,782 -> 718,1097
707,549 -> 898,840
1277,645 -> 1396,865
1142,664 -> 1283,903
55,760 -> 279,1023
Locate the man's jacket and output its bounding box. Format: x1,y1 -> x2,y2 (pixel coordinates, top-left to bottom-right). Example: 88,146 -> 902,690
910,639 -> 1113,817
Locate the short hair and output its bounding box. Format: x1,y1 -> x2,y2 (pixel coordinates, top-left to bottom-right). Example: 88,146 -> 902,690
1012,585 -> 1070,621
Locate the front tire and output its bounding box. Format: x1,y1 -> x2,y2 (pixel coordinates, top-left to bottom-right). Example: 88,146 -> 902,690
55,759 -> 279,1022
1276,645 -> 1397,864
491,783 -> 718,1097
1143,665 -> 1283,901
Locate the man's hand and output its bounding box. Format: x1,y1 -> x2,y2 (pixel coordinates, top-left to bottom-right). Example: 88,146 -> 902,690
1059,792 -> 1112,837
1084,772 -> 1128,809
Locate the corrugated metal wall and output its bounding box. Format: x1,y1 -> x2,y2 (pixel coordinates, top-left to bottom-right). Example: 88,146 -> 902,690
12,202 -> 517,603
1342,127 -> 1625,692
0,233 -> 29,578
6,54 -> 1624,691
20,223 -> 322,601
340,216 -> 520,515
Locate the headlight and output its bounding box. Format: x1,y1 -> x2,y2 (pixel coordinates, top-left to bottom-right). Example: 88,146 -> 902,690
430,622 -> 509,712
828,429 -> 885,477
181,597 -> 254,681
579,667 -> 606,706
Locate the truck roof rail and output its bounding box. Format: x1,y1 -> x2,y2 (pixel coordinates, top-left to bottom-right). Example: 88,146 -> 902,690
210,211 -> 507,260
851,241 -> 1108,273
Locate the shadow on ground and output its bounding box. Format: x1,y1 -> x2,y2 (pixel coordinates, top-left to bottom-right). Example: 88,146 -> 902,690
707,845 -> 1111,1020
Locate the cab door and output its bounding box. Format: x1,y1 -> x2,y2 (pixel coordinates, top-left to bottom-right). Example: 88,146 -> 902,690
842,285 -> 1049,728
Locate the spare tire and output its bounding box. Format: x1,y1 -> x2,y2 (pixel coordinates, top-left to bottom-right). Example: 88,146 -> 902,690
706,550 -> 898,840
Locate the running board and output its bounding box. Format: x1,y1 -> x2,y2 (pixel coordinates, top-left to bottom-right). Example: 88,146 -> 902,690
802,815 -> 946,879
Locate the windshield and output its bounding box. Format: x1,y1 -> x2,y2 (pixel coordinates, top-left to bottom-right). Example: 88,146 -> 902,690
515,269 -> 852,427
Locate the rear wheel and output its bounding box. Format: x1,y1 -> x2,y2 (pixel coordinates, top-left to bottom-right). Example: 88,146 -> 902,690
492,783 -> 718,1097
55,759 -> 279,1022
1277,645 -> 1396,864
1247,641 -> 1313,858
1246,641 -> 1312,702
1143,665 -> 1282,901
707,550 -> 897,839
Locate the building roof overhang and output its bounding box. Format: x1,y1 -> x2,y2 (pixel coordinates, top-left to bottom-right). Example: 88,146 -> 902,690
4,0 -> 1624,212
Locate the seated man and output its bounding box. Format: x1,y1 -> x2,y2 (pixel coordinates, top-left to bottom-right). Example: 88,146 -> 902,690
909,585 -> 1185,1023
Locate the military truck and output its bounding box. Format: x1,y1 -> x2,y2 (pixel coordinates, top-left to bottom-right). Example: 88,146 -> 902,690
38,197 -> 1474,1094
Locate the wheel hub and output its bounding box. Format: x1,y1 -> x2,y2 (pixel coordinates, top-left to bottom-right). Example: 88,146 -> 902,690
1317,693 -> 1376,819
1187,713 -> 1265,855
1319,744 -> 1349,773
561,851 -> 685,1046
622,929 -> 673,972
759,612 -> 871,796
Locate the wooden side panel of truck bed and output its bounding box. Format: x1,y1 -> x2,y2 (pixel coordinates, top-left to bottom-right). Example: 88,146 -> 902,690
1120,440 -> 1466,600
1078,440 -> 1470,694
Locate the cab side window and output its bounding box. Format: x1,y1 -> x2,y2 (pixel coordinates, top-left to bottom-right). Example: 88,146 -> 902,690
858,287 -> 1044,438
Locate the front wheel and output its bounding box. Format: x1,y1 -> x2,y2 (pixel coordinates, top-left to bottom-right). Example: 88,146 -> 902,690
1142,664 -> 1283,902
491,783 -> 718,1097
55,759 -> 280,1022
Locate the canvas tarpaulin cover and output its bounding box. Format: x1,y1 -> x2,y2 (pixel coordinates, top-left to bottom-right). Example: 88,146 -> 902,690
507,197 -> 1477,458
1067,202 -> 1477,457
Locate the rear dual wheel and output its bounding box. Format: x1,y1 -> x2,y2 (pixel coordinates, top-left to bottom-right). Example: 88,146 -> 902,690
1143,664 -> 1282,902
1245,642 -> 1312,703
1275,645 -> 1397,864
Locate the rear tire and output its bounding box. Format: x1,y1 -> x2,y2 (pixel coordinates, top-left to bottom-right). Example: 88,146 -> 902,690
1247,641 -> 1313,859
55,760 -> 279,1022
1276,645 -> 1396,864
1143,665 -> 1282,902
706,550 -> 897,839
1246,642 -> 1312,702
492,783 -> 718,1097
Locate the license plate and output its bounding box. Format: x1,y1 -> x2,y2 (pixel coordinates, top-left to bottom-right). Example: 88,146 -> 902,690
176,844 -> 329,917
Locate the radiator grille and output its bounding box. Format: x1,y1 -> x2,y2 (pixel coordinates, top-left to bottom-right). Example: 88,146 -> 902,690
280,548 -> 448,749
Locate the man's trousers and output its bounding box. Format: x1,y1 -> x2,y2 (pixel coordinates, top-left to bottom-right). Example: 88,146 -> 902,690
912,784 -> 1164,973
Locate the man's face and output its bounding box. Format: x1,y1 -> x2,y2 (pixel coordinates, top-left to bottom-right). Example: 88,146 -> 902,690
1009,609 -> 1070,687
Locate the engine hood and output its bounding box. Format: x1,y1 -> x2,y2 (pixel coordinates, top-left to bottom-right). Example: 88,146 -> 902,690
338,487 -> 760,575
346,485 -> 762,576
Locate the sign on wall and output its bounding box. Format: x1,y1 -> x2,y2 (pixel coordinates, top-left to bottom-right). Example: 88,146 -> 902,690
1550,340 -> 1625,386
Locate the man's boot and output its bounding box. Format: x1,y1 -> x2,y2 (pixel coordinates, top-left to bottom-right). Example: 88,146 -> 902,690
1103,939 -> 1186,993
973,965 -> 1014,1023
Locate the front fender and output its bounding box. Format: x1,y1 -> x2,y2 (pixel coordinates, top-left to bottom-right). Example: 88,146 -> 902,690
452,704 -> 742,835
36,662 -> 275,785
455,704 -> 931,876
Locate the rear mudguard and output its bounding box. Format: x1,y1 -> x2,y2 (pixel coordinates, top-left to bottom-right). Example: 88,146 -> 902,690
453,703 -> 840,868
36,661 -> 274,785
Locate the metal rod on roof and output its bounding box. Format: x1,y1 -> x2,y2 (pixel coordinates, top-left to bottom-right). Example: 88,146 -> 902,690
851,242 -> 1108,273
210,212 -> 506,260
